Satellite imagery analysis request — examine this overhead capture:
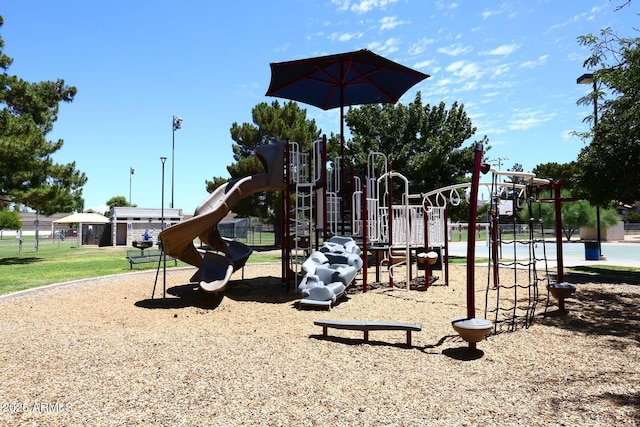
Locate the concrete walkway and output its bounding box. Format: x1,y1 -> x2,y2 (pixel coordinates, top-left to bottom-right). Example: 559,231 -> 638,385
447,236 -> 640,269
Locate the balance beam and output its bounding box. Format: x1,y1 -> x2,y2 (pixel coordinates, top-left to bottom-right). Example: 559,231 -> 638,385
314,320 -> 421,347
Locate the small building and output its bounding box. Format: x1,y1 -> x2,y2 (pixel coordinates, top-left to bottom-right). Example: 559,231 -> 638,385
109,207 -> 184,246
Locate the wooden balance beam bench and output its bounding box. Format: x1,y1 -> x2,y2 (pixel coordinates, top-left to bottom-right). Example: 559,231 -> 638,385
314,320 -> 421,347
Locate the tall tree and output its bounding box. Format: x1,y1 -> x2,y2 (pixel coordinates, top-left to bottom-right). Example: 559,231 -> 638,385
104,196 -> 135,216
532,161 -> 581,192
344,92 -> 487,195
206,101 -> 323,221
0,16 -> 86,215
574,26 -> 640,205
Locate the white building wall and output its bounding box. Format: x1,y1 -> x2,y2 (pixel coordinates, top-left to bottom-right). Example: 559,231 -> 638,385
110,207 -> 184,246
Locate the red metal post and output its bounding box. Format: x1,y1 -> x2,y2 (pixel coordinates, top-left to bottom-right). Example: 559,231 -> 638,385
465,143 -> 486,351
283,141 -> 291,292
387,163 -> 394,287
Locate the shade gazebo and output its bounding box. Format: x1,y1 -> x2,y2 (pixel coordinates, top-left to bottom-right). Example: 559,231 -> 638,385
52,212 -> 110,246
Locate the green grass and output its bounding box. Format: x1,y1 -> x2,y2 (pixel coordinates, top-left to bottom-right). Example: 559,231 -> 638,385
0,236 -> 282,296
566,265 -> 640,284
2,235 -> 637,297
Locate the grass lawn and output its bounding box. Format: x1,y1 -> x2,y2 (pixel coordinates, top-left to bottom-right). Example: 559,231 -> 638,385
0,237 -> 281,296
1,236 -> 638,297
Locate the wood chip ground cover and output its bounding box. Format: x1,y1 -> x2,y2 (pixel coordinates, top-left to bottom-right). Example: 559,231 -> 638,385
0,264 -> 638,426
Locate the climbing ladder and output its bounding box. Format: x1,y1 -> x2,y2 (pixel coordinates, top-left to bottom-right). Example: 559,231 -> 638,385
287,140 -> 317,288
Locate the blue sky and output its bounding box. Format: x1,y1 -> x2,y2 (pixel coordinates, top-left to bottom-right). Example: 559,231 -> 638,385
2,1 -> 637,213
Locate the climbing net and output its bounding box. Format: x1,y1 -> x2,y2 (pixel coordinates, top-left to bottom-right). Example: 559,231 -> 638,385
483,172 -> 552,333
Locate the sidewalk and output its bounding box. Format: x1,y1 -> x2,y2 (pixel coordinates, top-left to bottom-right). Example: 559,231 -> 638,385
446,238 -> 640,269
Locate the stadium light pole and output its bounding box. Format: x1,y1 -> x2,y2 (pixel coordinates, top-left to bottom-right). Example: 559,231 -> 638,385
160,157 -> 167,230
577,72 -> 602,260
129,166 -> 135,205
171,115 -> 183,209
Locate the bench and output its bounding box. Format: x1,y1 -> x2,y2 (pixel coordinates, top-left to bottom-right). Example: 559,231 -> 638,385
126,249 -> 177,270
314,320 -> 421,347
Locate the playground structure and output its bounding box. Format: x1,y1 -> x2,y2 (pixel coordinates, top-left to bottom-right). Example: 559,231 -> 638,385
154,137 -> 448,301
155,137 -> 574,333
285,138 -> 449,298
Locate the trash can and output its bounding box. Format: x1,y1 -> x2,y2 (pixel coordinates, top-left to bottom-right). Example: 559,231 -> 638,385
584,241 -> 600,261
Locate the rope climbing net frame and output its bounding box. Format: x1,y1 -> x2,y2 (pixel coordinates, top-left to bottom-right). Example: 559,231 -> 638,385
483,170 -> 553,333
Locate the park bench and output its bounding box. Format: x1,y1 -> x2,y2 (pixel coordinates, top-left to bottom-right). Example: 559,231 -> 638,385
314,320 -> 421,347
126,249 -> 176,270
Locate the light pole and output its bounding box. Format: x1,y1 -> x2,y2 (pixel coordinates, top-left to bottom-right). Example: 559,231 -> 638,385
160,157 -> 167,230
577,73 -> 602,260
129,166 -> 135,205
171,115 -> 183,209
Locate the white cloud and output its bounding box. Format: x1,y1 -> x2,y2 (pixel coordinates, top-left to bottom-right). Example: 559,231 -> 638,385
437,43 -> 473,56
413,59 -> 436,70
408,38 -> 437,56
547,15 -> 579,32
332,0 -> 399,15
435,77 -> 454,87
436,1 -> 459,10
484,43 -> 520,56
367,37 -> 400,54
424,85 -> 451,97
566,52 -> 584,63
331,0 -> 350,12
519,54 -> 549,69
548,5 -> 605,32
379,16 -> 409,30
481,7 -> 505,20
508,109 -> 555,131
490,63 -> 511,77
446,60 -> 481,79
461,81 -> 479,91
328,32 -> 363,42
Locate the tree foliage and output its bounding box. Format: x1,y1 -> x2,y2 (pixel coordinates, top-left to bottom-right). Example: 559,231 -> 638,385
344,92 -> 487,195
519,189 -> 619,241
532,161 -> 581,192
214,94 -> 485,223
575,26 -> 640,205
206,101 -> 322,221
104,196 -> 135,216
0,208 -> 21,234
0,16 -> 86,215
